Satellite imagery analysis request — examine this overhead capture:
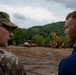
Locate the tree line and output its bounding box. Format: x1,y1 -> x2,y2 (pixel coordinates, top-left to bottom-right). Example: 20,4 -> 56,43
9,21 -> 72,47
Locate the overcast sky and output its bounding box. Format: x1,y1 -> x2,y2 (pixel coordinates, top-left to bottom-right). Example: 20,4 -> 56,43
0,0 -> 75,28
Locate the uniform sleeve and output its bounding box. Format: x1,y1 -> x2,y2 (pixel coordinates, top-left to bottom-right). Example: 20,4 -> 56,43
58,59 -> 76,75
0,54 -> 27,75
17,60 -> 27,75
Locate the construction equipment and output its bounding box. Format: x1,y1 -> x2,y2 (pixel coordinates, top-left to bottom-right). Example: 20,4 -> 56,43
23,42 -> 31,47
51,33 -> 65,48
23,40 -> 36,47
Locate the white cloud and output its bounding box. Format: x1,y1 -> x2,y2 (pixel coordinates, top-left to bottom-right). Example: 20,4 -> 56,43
18,7 -> 57,21
0,0 -> 75,28
52,0 -> 76,9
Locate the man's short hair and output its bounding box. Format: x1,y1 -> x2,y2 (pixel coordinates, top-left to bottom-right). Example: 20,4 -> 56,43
66,11 -> 76,20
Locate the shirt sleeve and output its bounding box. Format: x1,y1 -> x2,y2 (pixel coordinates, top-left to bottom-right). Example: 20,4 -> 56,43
58,59 -> 76,75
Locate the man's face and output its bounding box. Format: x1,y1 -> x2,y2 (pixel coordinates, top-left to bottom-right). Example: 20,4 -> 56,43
65,18 -> 76,43
0,26 -> 13,47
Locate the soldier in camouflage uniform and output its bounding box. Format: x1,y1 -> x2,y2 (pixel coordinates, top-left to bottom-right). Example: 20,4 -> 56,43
0,11 -> 26,75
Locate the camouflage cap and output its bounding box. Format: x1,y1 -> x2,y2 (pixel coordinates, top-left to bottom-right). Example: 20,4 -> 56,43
0,11 -> 17,30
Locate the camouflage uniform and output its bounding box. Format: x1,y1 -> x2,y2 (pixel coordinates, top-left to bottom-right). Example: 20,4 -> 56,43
0,49 -> 26,75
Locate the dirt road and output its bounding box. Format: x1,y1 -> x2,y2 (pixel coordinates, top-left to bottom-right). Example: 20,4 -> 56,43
0,46 -> 73,75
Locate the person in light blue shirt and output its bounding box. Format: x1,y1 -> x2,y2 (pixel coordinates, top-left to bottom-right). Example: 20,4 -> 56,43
58,11 -> 76,75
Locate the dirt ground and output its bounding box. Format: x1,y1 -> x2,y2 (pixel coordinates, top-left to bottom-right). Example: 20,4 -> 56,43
0,46 -> 73,75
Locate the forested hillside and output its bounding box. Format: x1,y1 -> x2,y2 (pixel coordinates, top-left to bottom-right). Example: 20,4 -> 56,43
11,21 -> 66,46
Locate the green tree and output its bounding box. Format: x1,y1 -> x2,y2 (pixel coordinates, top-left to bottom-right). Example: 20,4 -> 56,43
12,28 -> 27,45
32,34 -> 44,46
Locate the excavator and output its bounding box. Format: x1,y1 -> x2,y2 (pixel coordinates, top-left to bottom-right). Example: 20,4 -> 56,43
23,40 -> 36,47
52,33 -> 65,48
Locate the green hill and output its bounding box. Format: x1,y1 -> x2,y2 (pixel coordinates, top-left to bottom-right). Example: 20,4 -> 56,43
12,21 -> 66,45
29,21 -> 65,37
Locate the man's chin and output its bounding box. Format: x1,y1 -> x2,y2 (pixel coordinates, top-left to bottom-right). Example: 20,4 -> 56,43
0,43 -> 8,47
67,39 -> 74,43
67,39 -> 71,43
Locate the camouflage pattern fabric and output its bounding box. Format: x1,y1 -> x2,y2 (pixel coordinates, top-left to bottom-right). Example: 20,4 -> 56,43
0,12 -> 17,30
0,49 -> 26,75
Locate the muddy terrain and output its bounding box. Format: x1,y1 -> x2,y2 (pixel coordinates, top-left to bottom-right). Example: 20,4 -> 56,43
0,46 -> 73,75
